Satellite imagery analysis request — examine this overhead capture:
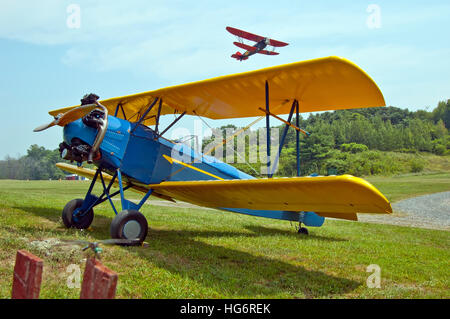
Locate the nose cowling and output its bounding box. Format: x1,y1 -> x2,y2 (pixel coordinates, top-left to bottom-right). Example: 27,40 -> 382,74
60,111 -> 106,165
59,138 -> 93,163
60,106 -> 108,165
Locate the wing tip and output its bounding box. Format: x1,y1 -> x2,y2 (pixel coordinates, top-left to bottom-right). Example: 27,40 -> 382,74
328,56 -> 386,107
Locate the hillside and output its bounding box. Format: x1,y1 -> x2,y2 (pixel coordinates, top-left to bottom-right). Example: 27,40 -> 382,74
1,101 -> 449,180
220,101 -> 450,177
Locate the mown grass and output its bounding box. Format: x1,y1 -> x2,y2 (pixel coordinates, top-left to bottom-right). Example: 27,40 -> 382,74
0,174 -> 449,299
367,172 -> 450,202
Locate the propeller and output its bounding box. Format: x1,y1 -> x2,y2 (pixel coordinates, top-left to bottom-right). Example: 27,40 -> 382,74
54,238 -> 146,259
34,98 -> 109,164
33,104 -> 99,132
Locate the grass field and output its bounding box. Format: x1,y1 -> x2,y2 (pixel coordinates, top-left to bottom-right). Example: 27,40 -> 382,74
0,174 -> 449,299
366,172 -> 450,202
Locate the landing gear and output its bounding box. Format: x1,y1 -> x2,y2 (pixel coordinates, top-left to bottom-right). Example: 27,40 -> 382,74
110,210 -> 148,244
61,167 -> 152,244
62,198 -> 94,229
298,223 -> 309,235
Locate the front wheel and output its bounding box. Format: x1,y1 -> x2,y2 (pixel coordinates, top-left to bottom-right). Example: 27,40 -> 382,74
110,210 -> 148,244
62,198 -> 94,229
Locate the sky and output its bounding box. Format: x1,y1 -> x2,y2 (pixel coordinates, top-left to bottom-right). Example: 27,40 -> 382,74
0,0 -> 449,159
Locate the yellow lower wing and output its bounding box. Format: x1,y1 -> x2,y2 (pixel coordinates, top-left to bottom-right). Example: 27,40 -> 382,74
147,176 -> 392,215
56,163 -> 391,217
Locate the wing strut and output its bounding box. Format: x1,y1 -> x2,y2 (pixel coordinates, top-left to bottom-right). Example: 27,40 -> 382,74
159,111 -> 187,137
155,98 -> 163,135
258,106 -> 310,137
260,98 -> 310,178
296,101 -> 300,176
131,97 -> 159,133
113,102 -> 127,120
269,100 -> 296,178
265,81 -> 271,177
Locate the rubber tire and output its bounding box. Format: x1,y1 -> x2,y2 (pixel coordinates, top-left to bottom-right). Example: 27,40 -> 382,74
298,227 -> 309,235
110,210 -> 148,244
62,198 -> 94,229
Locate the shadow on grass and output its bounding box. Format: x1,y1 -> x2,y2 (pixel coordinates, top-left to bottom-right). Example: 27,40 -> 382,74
138,228 -> 358,298
11,205 -> 112,238
15,204 -> 360,298
244,225 -> 348,242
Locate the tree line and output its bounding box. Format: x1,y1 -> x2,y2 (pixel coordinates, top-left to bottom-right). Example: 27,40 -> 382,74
0,145 -> 67,180
1,100 -> 448,179
215,100 -> 450,177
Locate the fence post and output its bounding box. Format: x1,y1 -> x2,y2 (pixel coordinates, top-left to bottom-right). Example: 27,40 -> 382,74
80,257 -> 118,299
11,250 -> 43,299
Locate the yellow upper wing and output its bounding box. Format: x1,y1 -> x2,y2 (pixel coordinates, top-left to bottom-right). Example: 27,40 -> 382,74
56,163 -> 391,216
49,56 -> 385,125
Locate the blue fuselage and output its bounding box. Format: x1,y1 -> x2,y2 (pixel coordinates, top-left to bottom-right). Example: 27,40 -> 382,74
63,115 -> 253,184
63,115 -> 324,227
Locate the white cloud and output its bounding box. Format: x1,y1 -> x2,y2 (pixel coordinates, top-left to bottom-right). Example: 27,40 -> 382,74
1,1 -> 449,105
0,0 -> 175,44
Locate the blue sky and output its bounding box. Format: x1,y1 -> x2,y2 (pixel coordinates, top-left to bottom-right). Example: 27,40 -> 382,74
0,0 -> 449,158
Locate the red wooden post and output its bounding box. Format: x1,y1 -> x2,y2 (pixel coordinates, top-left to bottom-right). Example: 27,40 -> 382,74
80,257 -> 118,299
11,250 -> 43,299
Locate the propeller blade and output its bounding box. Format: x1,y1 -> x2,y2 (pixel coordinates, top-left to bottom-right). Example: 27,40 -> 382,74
57,104 -> 98,127
33,104 -> 98,132
33,120 -> 58,132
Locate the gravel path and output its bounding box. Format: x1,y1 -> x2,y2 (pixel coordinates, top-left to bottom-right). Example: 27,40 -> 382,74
118,192 -> 450,231
359,191 -> 450,231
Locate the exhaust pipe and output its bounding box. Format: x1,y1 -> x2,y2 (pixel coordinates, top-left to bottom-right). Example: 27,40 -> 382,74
87,101 -> 108,164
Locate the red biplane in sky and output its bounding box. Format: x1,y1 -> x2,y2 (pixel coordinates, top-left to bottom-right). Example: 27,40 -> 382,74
226,26 -> 289,61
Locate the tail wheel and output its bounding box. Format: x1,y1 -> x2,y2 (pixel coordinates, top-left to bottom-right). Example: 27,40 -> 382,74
110,210 -> 148,244
62,198 -> 94,229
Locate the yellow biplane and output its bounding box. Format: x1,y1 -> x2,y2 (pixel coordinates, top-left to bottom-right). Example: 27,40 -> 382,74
35,56 -> 391,242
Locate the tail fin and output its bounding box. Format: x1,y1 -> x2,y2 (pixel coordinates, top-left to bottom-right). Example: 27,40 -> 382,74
231,51 -> 247,61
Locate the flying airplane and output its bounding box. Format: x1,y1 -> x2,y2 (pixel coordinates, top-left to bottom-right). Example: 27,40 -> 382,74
34,56 -> 392,243
226,26 -> 288,61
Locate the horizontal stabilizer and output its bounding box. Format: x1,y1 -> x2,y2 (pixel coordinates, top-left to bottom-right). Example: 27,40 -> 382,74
231,52 -> 247,60
317,212 -> 358,221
